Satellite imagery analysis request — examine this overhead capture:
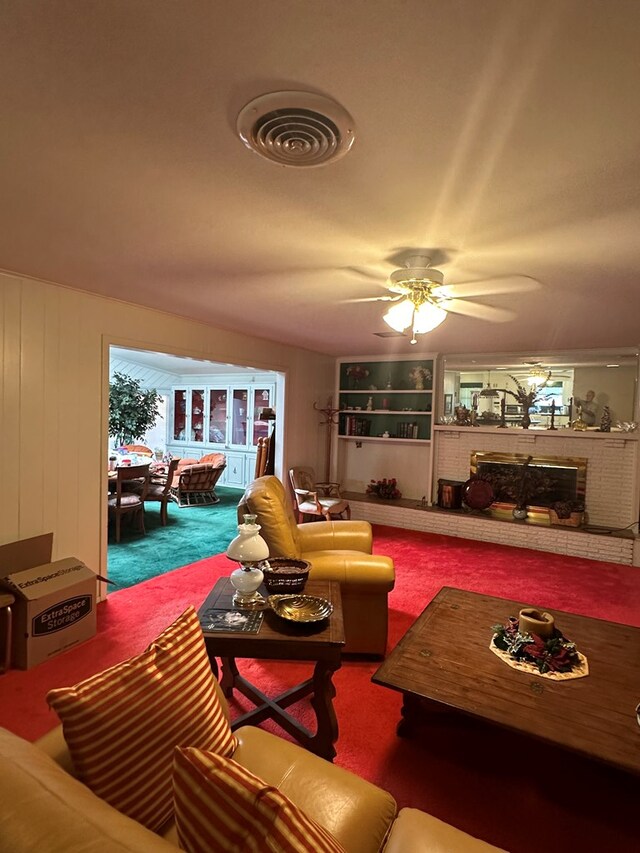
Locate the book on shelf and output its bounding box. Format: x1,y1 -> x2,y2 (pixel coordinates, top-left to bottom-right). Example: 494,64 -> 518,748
342,415 -> 371,436
397,421 -> 419,439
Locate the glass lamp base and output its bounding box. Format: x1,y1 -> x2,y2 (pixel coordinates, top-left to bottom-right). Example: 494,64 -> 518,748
229,565 -> 265,610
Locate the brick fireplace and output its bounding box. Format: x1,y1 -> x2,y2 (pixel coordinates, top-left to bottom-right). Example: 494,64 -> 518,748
345,426 -> 640,566
434,427 -> 637,529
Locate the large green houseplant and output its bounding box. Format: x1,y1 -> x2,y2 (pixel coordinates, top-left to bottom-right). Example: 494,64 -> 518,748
109,371 -> 161,447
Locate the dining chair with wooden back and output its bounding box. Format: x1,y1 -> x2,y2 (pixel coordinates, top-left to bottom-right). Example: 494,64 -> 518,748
254,437 -> 268,478
143,458 -> 179,526
107,465 -> 150,543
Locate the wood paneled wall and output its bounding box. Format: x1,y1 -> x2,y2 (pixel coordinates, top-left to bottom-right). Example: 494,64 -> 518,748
0,273 -> 333,588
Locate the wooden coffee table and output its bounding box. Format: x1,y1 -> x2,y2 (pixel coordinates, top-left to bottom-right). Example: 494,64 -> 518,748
198,578 -> 344,761
372,586 -> 640,775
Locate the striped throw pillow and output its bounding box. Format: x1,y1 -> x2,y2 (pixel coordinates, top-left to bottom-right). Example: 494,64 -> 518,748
47,606 -> 237,832
173,747 -> 346,853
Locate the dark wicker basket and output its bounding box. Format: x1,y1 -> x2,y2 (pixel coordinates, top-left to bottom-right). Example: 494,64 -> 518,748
263,558 -> 311,594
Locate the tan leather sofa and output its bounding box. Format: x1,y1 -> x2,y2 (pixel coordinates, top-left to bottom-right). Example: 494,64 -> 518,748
237,476 -> 395,656
0,683 -> 504,852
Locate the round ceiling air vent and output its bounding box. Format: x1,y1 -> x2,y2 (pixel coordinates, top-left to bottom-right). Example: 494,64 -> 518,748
236,91 -> 355,168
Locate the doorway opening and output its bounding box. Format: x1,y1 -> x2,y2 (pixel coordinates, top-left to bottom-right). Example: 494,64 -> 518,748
107,345 -> 283,591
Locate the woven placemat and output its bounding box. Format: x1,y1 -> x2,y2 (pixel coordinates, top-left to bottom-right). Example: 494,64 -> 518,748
490,637 -> 589,680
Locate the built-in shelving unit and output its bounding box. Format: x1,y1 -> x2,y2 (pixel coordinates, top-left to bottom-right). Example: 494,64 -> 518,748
335,354 -> 437,499
338,358 -> 434,442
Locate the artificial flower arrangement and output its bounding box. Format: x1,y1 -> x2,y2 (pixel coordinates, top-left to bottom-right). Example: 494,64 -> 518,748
491,616 -> 581,674
346,365 -> 370,387
409,365 -> 431,388
366,477 -> 402,499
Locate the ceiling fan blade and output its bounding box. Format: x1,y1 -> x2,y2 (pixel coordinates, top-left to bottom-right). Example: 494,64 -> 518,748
432,275 -> 540,299
440,298 -> 515,323
339,294 -> 401,304
344,264 -> 391,282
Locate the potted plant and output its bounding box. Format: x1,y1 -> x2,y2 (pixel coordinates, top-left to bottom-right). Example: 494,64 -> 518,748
109,371 -> 161,447
500,372 -> 552,429
366,478 -> 402,500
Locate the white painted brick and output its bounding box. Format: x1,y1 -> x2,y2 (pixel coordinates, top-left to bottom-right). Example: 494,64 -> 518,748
352,497 -> 636,566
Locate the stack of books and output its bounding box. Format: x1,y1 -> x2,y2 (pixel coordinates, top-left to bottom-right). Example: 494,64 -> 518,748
342,416 -> 371,436
397,422 -> 419,439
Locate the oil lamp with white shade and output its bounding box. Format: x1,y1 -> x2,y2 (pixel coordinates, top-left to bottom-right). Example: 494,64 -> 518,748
226,514 -> 269,608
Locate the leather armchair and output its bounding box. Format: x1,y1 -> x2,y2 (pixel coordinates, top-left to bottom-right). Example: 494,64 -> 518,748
238,476 -> 395,656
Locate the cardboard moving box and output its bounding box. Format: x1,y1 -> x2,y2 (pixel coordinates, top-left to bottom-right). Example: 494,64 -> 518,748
0,533 -> 97,669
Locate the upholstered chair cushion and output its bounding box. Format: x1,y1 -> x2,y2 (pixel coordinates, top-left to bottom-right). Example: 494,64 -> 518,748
107,493 -> 144,508
173,747 -> 346,853
46,607 -> 237,832
0,728 -> 175,852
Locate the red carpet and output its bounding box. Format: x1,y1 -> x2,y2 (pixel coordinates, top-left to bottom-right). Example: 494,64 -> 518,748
1,526 -> 639,853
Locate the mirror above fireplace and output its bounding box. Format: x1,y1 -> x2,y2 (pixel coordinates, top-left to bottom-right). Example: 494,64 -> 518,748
442,347 -> 639,429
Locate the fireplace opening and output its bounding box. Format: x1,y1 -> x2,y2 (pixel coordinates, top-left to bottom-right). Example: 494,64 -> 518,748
470,452 -> 587,509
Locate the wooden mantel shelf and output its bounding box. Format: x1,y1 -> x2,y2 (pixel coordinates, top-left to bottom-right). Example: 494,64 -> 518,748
433,425 -> 638,440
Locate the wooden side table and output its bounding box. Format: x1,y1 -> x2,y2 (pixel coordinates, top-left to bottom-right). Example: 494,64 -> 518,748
0,592 -> 15,673
198,578 -> 344,761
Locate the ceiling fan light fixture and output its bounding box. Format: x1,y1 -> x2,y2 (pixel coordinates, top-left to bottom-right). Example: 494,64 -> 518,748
389,255 -> 444,288
526,365 -> 550,386
383,297 -> 446,345
383,299 -> 415,332
413,301 -> 447,334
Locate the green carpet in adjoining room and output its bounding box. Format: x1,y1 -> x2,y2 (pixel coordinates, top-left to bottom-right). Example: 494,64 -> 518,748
107,486 -> 244,591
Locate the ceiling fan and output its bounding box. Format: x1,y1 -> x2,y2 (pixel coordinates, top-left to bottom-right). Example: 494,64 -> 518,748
516,361 -> 573,385
343,252 -> 540,345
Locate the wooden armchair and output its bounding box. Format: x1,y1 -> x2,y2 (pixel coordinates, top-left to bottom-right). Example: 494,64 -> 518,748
289,466 -> 351,522
170,460 -> 226,507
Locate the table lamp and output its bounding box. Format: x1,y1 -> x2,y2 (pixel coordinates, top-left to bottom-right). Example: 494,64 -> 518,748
226,514 -> 269,608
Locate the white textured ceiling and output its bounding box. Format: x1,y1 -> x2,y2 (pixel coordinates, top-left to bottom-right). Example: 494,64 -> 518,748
1,1 -> 639,357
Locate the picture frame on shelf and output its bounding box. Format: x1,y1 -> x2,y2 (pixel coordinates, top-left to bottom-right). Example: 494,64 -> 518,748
444,394 -> 453,415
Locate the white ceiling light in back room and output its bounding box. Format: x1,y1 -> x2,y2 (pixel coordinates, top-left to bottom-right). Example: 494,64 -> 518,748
236,91 -> 356,168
